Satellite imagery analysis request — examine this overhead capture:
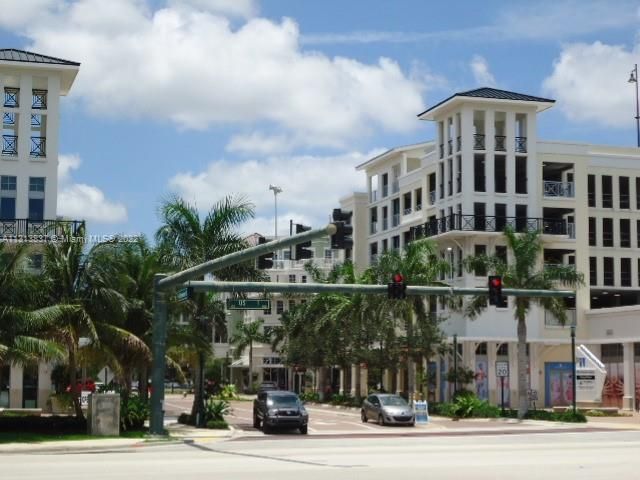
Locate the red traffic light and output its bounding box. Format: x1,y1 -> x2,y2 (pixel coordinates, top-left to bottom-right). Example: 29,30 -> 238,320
393,273 -> 404,283
490,277 -> 502,288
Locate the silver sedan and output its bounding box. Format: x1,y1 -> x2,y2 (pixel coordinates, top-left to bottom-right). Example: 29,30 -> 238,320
361,393 -> 415,426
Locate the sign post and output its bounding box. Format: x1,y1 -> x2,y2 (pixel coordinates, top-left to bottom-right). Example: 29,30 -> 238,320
496,361 -> 509,414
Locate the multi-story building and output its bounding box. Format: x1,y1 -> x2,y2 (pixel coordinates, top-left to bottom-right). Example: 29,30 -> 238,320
215,233 -> 345,393
355,87 -> 640,410
0,49 -> 80,408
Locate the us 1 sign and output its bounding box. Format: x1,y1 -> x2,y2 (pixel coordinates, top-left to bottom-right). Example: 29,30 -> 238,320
496,361 -> 509,378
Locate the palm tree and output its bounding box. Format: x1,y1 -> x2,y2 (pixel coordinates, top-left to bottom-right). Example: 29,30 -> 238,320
371,239 -> 450,401
155,194 -> 261,413
464,227 -> 584,419
229,318 -> 269,391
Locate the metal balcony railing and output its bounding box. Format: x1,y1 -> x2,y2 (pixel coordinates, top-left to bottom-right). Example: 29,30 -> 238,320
473,134 -> 485,150
429,191 -> 436,204
30,136 -> 46,157
370,221 -> 378,235
416,204 -> 423,211
418,214 -> 569,238
392,214 -> 400,227
0,219 -> 84,241
371,190 -> 378,202
3,88 -> 19,108
32,90 -> 47,109
543,181 -> 574,198
382,218 -> 388,230
447,139 -> 453,156
495,135 -> 506,151
403,207 -> 412,215
515,136 -> 527,153
2,135 -> 17,156
392,180 -> 399,194
3,112 -> 15,125
545,309 -> 576,327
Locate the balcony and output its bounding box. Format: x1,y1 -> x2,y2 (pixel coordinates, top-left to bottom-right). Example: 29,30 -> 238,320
543,181 -> 574,198
0,219 -> 85,241
391,180 -> 399,194
515,136 -> 527,153
545,309 -> 576,327
392,213 -> 400,227
473,134 -> 485,150
2,135 -> 17,156
495,135 -> 506,152
403,207 -> 412,216
447,139 -> 453,156
3,112 -> 15,125
428,191 -> 436,205
418,214 -> 570,238
30,136 -> 46,157
382,218 -> 388,230
416,203 -> 422,212
3,88 -> 19,108
32,90 -> 47,109
370,221 -> 378,235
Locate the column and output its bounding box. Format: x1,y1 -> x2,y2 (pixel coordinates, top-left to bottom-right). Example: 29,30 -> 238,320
529,343 -> 540,396
383,369 -> 392,392
505,111 -> 516,197
463,341 -> 476,392
622,342 -> 636,411
339,368 -> 345,395
485,109 -> 495,205
360,367 -> 368,399
350,365 -> 357,397
9,363 -> 22,408
38,362 -> 52,410
488,343 -> 498,404
508,342 -> 519,408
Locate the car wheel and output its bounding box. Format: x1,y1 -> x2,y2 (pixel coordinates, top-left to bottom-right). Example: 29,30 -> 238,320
253,413 -> 260,429
299,425 -> 308,435
378,414 -> 385,426
361,410 -> 368,423
263,423 -> 271,434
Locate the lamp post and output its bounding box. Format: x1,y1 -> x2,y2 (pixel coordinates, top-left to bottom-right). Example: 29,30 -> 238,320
629,64 -> 640,147
570,324 -> 577,415
269,185 -> 282,239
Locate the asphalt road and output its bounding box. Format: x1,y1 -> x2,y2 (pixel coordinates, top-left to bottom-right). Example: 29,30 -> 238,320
4,431 -> 640,480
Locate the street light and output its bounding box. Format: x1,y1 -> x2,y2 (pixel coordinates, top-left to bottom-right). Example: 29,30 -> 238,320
269,185 -> 282,239
628,64 -> 639,147
570,324 -> 577,415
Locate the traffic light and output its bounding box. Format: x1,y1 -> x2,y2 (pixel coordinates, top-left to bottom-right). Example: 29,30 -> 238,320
387,273 -> 407,299
294,223 -> 313,260
331,208 -> 353,249
257,236 -> 274,269
488,275 -> 503,305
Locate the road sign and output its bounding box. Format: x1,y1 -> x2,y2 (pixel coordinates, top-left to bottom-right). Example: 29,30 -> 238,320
177,287 -> 192,302
226,298 -> 271,310
496,361 -> 509,378
80,390 -> 91,408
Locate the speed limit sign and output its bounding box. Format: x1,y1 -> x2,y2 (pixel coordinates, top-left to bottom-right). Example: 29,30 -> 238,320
496,361 -> 509,378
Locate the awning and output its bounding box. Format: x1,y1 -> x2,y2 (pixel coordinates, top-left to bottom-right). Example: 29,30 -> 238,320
230,356 -> 249,368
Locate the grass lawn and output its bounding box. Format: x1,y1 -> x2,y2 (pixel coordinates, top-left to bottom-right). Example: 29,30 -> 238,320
0,430 -> 148,444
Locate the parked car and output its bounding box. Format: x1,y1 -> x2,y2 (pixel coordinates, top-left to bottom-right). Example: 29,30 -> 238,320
258,381 -> 278,392
253,390 -> 309,434
361,393 -> 415,426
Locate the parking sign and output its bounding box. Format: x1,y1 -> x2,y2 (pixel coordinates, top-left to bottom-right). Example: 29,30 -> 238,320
496,361 -> 509,378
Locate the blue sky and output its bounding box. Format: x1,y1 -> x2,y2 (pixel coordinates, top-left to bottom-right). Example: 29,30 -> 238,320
1,0 -> 639,241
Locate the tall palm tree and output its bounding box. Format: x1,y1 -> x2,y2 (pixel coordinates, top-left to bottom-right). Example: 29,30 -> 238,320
464,227 -> 584,418
229,318 -> 269,390
155,194 -> 261,413
37,228 -> 148,418
371,239 -> 450,401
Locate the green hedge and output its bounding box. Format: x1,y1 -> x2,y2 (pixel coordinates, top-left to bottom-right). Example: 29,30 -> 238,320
205,419 -> 229,429
0,416 -> 86,433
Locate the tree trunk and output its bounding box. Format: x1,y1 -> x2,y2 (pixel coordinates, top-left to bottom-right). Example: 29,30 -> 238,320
68,347 -> 84,419
190,360 -> 201,418
354,363 -> 362,402
139,365 -> 149,403
405,311 -> 415,402
517,315 -> 529,419
249,341 -> 253,392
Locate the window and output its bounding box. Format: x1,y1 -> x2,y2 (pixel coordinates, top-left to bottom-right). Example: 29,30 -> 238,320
0,176 -> 16,191
589,257 -> 597,286
382,238 -> 388,252
602,175 -> 612,208
439,163 -> 444,199
324,249 -> 332,260
428,173 -> 436,203
28,198 -> 44,221
495,245 -> 507,265
495,203 -> 507,232
289,300 -> 296,310
588,217 -> 596,246
0,197 -> 15,220
494,155 -> 506,193
515,204 -> 528,232
456,156 -> 462,193
603,257 -> 614,286
29,177 -> 45,192
276,300 -> 284,314
619,177 -> 630,209
621,258 -> 631,287
392,199 -> 400,227
288,274 -> 296,283
263,302 -> 272,315
447,158 -> 453,196
382,173 -> 388,198
620,219 -> 631,248
474,202 -> 486,231
415,188 -> 422,210
263,326 -> 274,338
474,154 -> 485,192
392,235 -> 400,251
588,175 -> 596,207
457,247 -> 463,277
602,218 -> 613,247
214,324 -> 228,343
474,245 -> 486,276
515,156 -> 527,194
637,220 -> 640,248
301,275 -> 307,284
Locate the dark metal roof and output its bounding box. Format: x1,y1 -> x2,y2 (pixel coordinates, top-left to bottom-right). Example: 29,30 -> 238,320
418,87 -> 555,117
0,48 -> 80,66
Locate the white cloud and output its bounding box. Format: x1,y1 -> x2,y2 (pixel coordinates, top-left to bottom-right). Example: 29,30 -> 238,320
226,132 -> 296,155
57,154 -> 128,223
9,0 -> 424,149
167,0 -> 258,18
168,151 -> 376,235
543,41 -> 638,127
470,55 -> 496,87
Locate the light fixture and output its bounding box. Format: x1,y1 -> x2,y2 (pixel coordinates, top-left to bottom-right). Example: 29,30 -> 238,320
629,69 -> 637,83
446,246 -> 453,252
602,291 -> 609,295
614,293 -> 621,297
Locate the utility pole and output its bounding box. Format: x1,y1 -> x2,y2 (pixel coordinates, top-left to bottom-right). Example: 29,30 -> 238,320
629,64 -> 640,147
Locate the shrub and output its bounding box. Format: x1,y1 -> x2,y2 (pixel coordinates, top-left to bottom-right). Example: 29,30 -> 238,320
120,395 -> 150,431
204,399 -> 230,423
299,392 -> 320,403
557,410 -> 587,423
205,419 -> 229,429
177,413 -> 193,425
218,384 -> 238,401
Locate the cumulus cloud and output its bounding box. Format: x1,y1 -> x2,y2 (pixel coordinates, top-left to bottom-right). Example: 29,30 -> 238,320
226,132 -> 296,155
168,151 -> 376,235
167,0 -> 258,18
470,55 -> 496,87
543,41 -> 638,127
57,154 -> 128,223
6,0 -> 424,150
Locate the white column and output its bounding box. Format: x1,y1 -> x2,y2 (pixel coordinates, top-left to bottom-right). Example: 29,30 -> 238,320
485,110 -> 495,207
350,365 -> 357,397
622,342 -> 635,411
339,368 -> 345,395
9,363 -> 23,408
37,362 -> 52,409
463,341 -> 476,392
488,343 -> 498,404
505,111 -> 516,197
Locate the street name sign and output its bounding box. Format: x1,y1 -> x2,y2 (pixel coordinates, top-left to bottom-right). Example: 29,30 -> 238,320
177,287 -> 192,302
496,361 -> 509,378
226,298 -> 271,310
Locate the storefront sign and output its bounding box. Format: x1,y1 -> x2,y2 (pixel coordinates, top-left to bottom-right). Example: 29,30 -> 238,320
414,400 -> 429,424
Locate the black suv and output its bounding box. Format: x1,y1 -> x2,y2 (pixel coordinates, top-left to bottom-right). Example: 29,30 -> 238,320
253,390 -> 309,434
